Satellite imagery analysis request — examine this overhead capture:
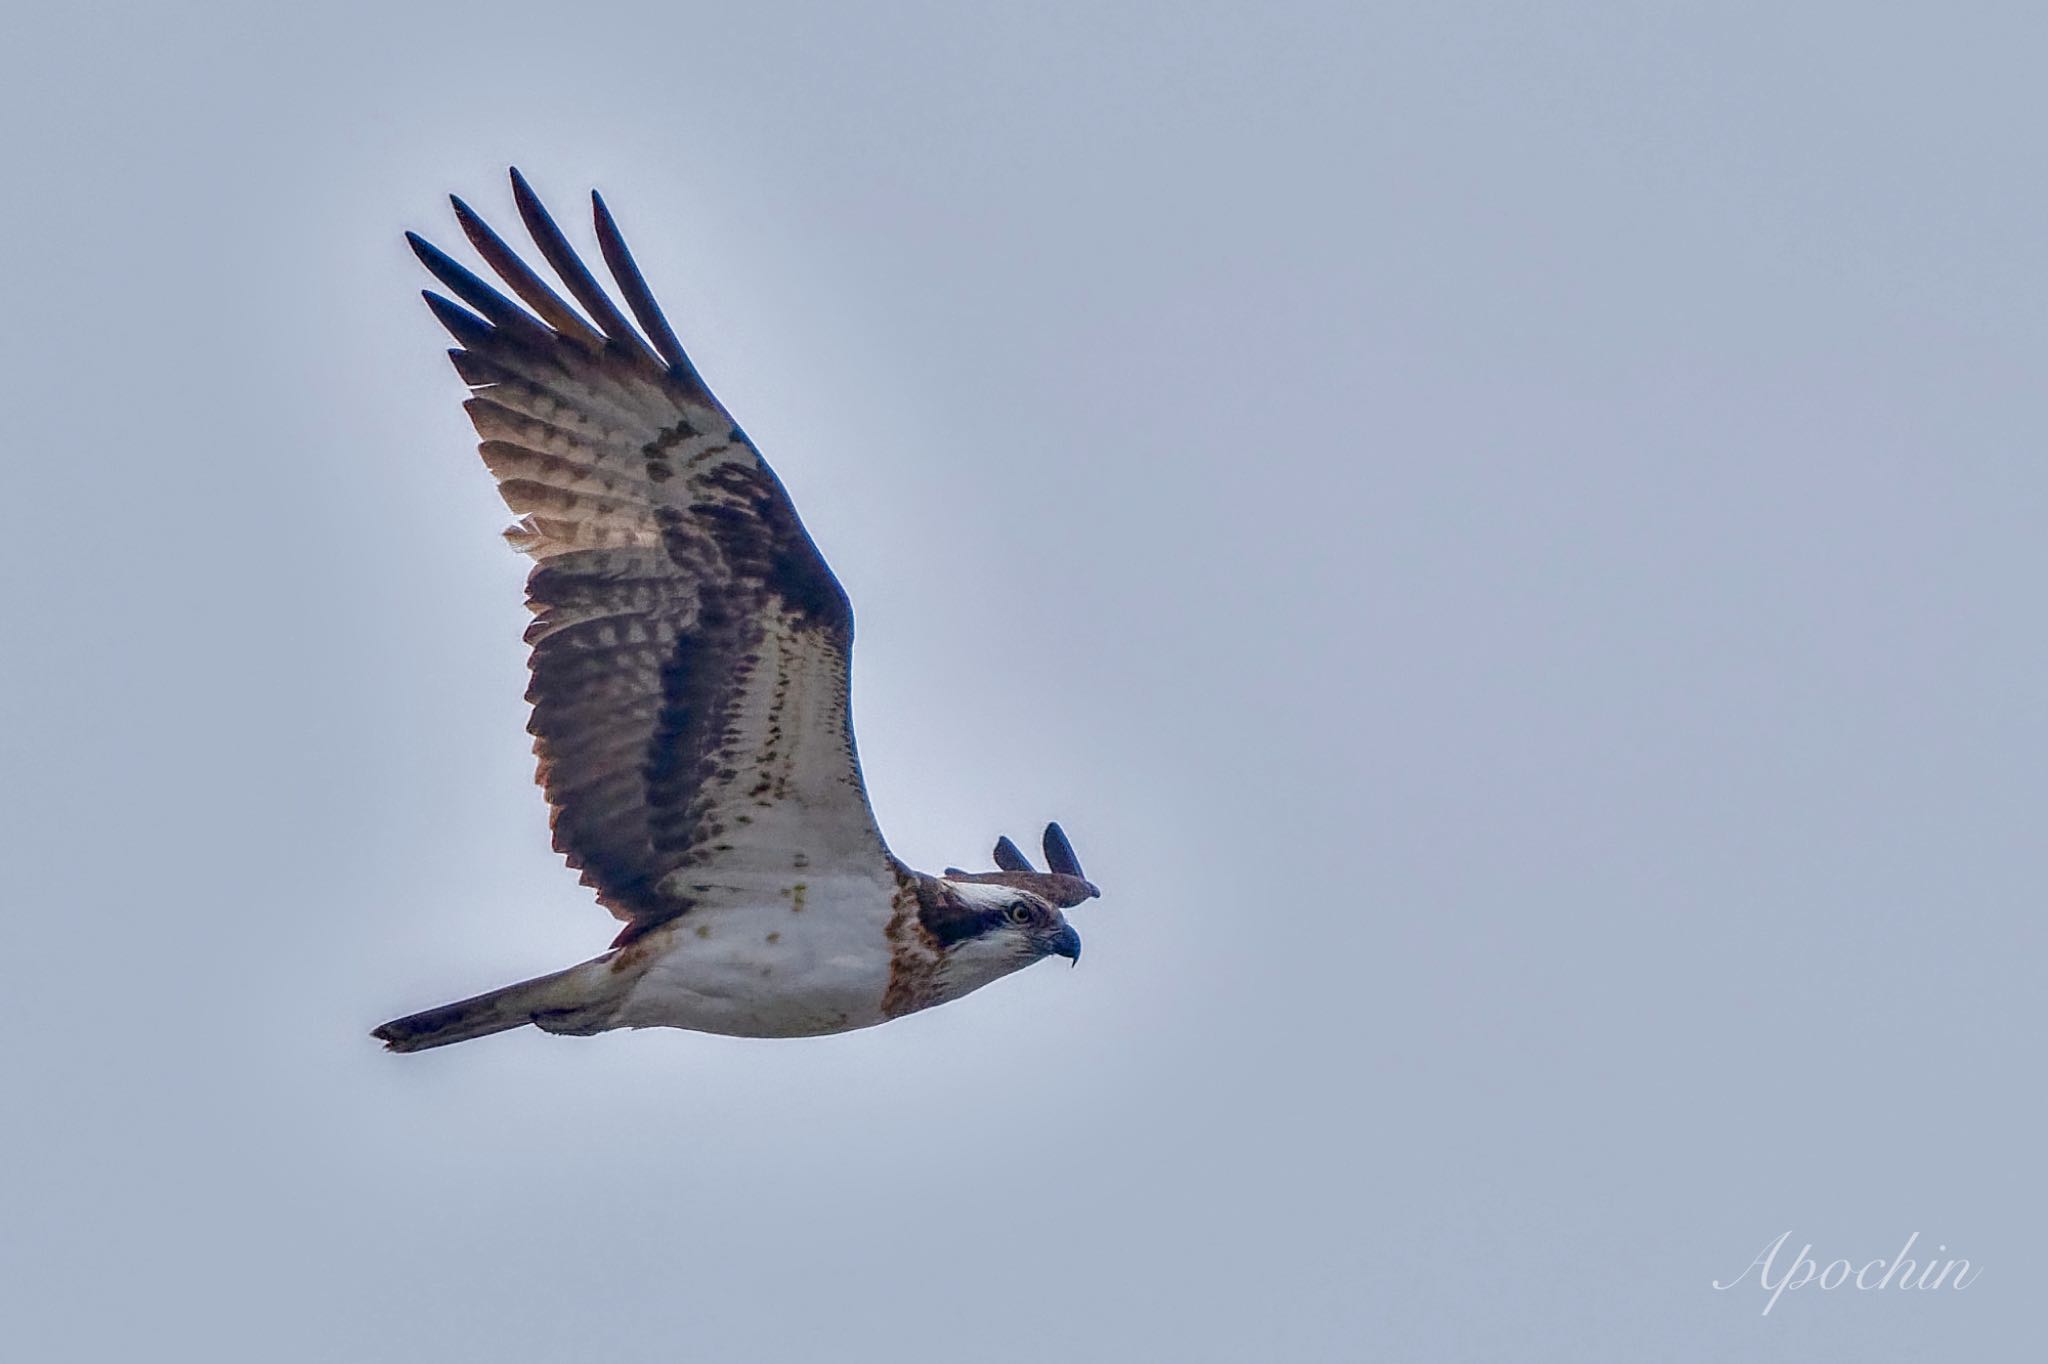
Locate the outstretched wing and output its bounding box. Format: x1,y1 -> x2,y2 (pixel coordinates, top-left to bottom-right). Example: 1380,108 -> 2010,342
411,170 -> 894,934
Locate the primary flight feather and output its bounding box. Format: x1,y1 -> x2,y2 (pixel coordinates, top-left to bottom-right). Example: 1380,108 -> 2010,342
374,170 -> 1101,1052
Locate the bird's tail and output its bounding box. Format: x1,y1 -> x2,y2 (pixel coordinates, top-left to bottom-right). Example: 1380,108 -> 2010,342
372,961 -> 610,1053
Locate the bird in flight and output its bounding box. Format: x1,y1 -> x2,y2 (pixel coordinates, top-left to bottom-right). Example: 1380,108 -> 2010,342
374,170 -> 1101,1052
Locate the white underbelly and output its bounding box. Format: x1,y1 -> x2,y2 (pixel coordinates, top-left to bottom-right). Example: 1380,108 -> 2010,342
610,876 -> 898,1038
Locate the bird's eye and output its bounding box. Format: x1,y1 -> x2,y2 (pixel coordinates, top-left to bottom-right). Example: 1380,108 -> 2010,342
1005,901 -> 1033,925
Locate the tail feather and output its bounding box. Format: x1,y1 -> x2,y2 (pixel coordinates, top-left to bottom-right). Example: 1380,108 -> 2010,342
373,962 -> 602,1053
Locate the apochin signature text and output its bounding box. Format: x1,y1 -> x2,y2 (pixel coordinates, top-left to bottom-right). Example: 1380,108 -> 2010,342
1714,1231 -> 1979,1315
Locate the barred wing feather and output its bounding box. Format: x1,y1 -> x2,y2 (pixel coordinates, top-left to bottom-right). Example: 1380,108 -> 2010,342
410,170 -> 893,935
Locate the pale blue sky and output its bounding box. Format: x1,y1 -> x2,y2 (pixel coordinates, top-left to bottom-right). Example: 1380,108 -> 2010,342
2,3 -> 2041,1360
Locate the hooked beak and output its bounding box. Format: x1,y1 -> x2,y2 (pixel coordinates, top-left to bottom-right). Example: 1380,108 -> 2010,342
1050,921 -> 1082,965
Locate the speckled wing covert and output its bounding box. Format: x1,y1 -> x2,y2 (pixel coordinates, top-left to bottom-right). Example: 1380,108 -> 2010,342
409,170 -> 891,939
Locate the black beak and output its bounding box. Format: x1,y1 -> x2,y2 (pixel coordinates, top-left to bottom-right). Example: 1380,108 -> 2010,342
1051,922 -> 1082,965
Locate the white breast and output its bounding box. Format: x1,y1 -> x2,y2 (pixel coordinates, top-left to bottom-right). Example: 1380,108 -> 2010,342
610,870 -> 902,1038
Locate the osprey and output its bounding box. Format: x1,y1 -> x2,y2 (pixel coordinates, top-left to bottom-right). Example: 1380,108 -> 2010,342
373,170 -> 1101,1052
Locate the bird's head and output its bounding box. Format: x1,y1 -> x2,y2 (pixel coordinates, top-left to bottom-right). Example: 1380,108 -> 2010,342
929,822 -> 1099,999
931,880 -> 1082,993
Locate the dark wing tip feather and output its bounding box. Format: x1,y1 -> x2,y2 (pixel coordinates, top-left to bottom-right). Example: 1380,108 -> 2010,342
452,192 -> 607,351
405,230 -> 478,294
421,289 -> 493,349
407,231 -> 551,347
590,189 -> 702,387
506,168 -> 660,367
992,836 -> 1037,872
1043,823 -> 1085,879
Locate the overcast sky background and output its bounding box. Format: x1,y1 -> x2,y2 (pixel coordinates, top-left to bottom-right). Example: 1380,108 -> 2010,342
2,3 -> 2042,1360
